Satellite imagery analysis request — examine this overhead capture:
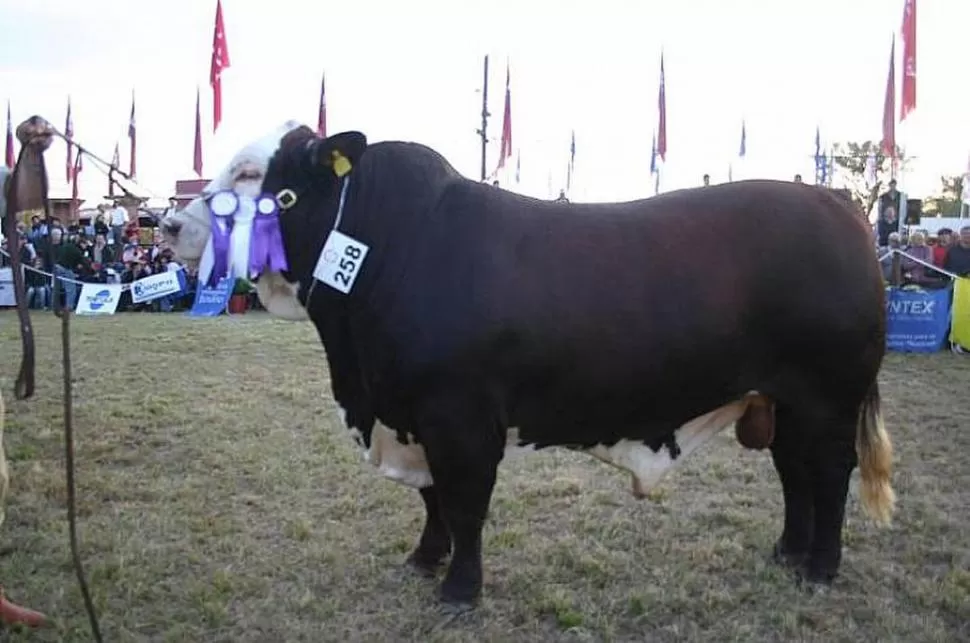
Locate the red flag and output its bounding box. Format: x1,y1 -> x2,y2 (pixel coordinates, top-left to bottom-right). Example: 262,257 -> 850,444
881,35 -> 896,159
318,72 -> 327,137
657,52 -> 667,162
109,142 -> 120,197
496,63 -> 512,171
900,0 -> 916,121
71,147 -> 82,217
65,97 -> 74,182
210,0 -> 230,132
4,101 -> 14,168
128,91 -> 137,178
193,88 -> 204,177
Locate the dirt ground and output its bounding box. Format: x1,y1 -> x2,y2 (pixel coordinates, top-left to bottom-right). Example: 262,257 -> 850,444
0,311 -> 967,642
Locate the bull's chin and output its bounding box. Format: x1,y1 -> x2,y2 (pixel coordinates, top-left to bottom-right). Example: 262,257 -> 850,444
165,241 -> 202,270
178,256 -> 202,272
254,272 -> 309,321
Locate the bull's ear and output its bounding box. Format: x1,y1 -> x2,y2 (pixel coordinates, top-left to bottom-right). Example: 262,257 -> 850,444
307,131 -> 367,179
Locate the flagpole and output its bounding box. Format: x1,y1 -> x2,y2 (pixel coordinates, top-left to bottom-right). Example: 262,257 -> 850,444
477,55 -> 489,182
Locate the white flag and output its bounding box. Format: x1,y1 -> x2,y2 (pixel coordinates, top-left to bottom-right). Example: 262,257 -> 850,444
962,153 -> 970,205
865,153 -> 878,185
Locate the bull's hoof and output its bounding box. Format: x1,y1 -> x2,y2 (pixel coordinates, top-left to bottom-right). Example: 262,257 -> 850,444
771,540 -> 809,570
438,597 -> 477,616
794,569 -> 835,596
405,551 -> 446,578
437,579 -> 481,611
797,562 -> 838,591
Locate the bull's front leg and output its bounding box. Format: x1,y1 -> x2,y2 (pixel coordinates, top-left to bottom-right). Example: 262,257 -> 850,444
406,486 -> 452,577
416,392 -> 502,609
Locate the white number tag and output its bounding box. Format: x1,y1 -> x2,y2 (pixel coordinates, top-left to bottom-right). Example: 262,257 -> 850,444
313,229 -> 370,294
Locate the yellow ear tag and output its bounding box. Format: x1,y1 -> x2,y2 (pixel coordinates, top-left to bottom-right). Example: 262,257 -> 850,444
332,151 -> 352,178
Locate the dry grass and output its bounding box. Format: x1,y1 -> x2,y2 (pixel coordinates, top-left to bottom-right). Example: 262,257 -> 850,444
0,311 -> 968,642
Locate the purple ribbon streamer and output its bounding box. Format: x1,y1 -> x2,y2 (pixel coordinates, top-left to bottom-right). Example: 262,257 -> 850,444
249,212 -> 289,277
208,212 -> 234,287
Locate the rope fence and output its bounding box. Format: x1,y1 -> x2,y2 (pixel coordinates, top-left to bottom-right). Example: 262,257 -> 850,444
879,247 -> 963,281
0,246 -> 188,291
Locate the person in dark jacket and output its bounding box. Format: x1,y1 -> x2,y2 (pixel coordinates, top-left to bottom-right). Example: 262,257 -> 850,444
943,226 -> 970,277
50,228 -> 89,310
24,256 -> 50,309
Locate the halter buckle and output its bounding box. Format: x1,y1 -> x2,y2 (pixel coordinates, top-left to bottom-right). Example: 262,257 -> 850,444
276,189 -> 298,210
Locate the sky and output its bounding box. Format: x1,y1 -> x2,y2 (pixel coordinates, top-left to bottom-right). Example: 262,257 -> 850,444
1,0 -> 968,208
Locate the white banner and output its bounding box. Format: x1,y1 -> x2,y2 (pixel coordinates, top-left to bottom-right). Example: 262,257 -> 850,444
130,270 -> 184,303
75,284 -> 123,315
0,267 -> 17,307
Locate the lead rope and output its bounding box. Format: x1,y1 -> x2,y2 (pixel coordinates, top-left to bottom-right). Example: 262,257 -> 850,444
6,128 -> 103,642
302,176 -> 351,309
59,148 -> 103,643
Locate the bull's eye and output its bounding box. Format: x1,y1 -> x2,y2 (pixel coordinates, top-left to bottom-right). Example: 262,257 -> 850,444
235,168 -> 263,182
209,190 -> 239,217
256,195 -> 278,216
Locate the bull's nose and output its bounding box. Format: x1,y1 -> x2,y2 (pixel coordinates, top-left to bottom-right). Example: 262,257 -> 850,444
162,219 -> 182,237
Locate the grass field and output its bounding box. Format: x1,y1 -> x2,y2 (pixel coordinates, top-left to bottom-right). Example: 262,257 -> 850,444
0,311 -> 968,642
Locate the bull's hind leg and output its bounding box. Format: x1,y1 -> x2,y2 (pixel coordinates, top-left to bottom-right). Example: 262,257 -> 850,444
771,404 -> 858,586
406,486 -> 452,577
804,414 -> 858,585
416,391 -> 502,609
770,405 -> 815,569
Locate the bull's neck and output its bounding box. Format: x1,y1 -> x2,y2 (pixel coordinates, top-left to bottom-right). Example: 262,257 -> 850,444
308,294 -> 379,437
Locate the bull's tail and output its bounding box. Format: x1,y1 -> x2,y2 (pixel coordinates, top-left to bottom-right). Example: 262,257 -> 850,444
856,381 -> 895,525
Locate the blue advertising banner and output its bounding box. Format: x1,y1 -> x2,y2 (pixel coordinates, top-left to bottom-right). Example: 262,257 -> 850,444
885,285 -> 952,353
186,277 -> 235,317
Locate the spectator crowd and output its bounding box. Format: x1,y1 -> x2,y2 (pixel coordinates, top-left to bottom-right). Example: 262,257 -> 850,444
874,179 -> 970,287
1,201 -> 201,312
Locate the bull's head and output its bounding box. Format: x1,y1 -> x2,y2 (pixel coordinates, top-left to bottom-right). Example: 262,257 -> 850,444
161,121 -> 368,321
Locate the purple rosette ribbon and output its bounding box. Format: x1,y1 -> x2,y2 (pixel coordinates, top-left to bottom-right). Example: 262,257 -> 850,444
207,190 -> 238,287
248,195 -> 289,277
208,212 -> 235,287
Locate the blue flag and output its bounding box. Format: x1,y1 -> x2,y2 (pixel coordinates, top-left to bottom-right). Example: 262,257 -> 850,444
814,126 -> 827,185
186,277 -> 235,317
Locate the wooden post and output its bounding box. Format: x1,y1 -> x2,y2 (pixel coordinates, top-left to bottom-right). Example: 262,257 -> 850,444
891,251 -> 902,286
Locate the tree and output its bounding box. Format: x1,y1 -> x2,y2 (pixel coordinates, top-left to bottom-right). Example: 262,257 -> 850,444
922,175 -> 965,217
830,140 -> 909,218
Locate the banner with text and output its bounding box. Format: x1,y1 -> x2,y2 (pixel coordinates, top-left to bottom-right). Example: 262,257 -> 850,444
885,286 -> 952,353
949,277 -> 970,351
75,284 -> 123,315
186,277 -> 234,317
131,270 -> 187,303
0,267 -> 19,307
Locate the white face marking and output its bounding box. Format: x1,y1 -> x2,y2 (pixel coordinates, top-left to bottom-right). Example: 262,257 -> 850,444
335,394 -> 762,493
161,120 -> 307,316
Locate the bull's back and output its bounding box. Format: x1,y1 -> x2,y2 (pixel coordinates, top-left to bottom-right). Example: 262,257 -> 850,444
390,180 -> 882,427
474,180 -> 879,342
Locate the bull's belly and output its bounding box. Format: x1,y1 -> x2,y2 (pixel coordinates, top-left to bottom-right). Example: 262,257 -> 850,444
340,392 -> 761,496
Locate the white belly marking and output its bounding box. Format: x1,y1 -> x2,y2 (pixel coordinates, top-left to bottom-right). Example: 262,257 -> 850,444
338,393 -> 761,494
585,396 -> 756,497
